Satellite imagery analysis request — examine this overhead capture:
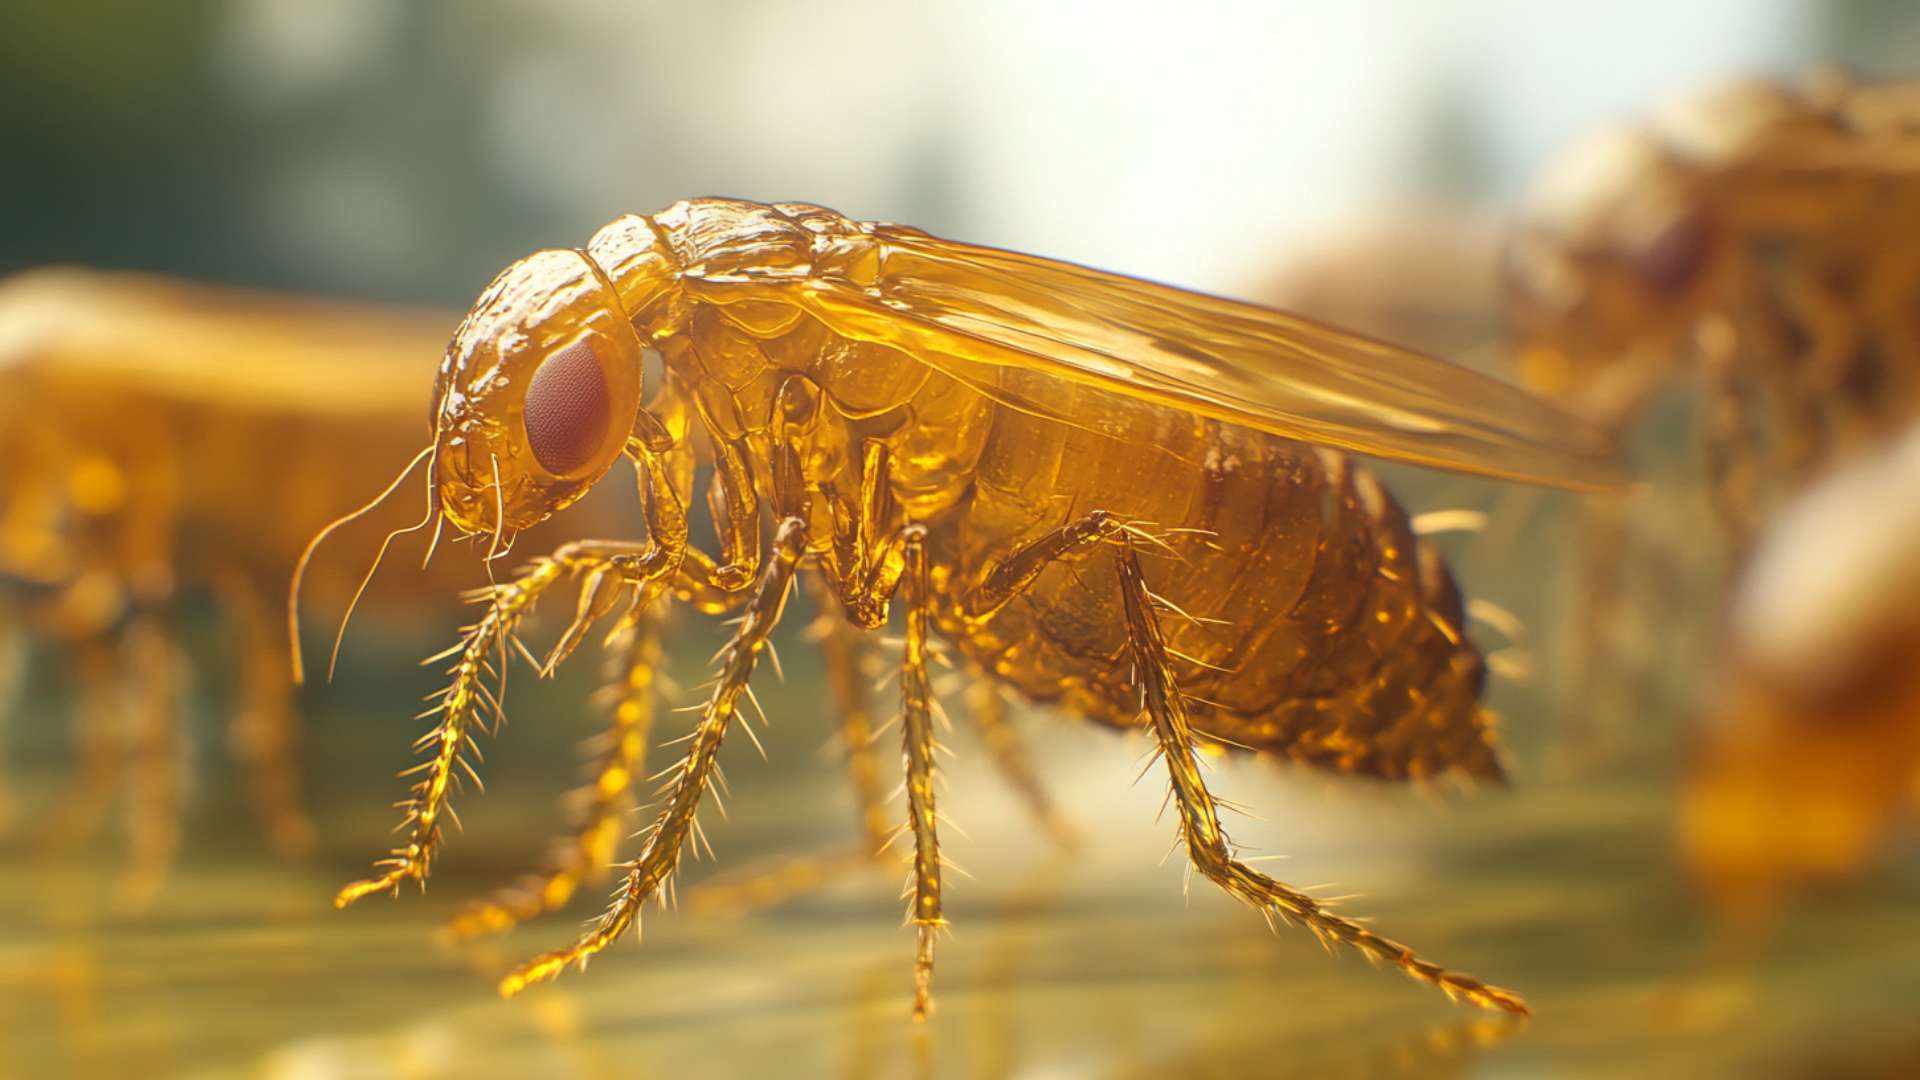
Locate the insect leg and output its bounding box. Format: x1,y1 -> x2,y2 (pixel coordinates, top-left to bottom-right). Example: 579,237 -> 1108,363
336,548 -> 627,907
896,526 -> 945,1021
501,514 -> 809,996
539,438 -> 749,668
672,399 -> 764,606
826,441 -> 913,629
682,576 -> 904,917
0,606 -> 18,835
1697,320 -> 1765,556
444,606 -> 663,939
39,636 -> 128,851
213,571 -> 316,859
818,578 -> 895,856
116,613 -> 186,910
960,511 -> 1127,621
1114,536 -> 1529,1015
965,677 -> 1077,847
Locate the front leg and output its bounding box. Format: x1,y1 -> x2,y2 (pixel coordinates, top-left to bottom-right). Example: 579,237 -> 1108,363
501,515 -> 810,995
829,440 -> 913,629
336,542 -> 657,908
680,575 -> 901,917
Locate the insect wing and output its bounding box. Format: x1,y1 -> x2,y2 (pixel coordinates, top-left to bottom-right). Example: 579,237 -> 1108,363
689,227 -> 1624,490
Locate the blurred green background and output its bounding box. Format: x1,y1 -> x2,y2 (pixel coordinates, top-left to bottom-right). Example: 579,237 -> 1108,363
4,3 -> 1920,1078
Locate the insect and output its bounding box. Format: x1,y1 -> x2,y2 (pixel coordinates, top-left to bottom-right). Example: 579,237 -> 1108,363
1503,72 -> 1920,746
1681,420 -> 1920,913
316,197 -> 1622,1019
1507,70 -> 1920,546
0,269 -> 634,913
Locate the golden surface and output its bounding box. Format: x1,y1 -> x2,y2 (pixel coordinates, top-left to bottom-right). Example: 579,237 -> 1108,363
6,702 -> 1920,1079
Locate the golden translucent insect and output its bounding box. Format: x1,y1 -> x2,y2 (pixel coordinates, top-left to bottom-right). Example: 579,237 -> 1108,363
1504,73 -> 1920,749
0,269 -> 637,912
1681,421 -> 1920,914
315,197 -> 1622,1019
1507,71 -> 1920,545
0,269 -> 454,899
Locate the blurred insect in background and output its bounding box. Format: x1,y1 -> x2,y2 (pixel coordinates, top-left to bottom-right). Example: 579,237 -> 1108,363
0,270 -> 631,913
314,198 -> 1622,1019
1264,210 -> 1508,366
1509,70 -> 1920,536
1504,71 -> 1920,740
1681,421 -> 1920,916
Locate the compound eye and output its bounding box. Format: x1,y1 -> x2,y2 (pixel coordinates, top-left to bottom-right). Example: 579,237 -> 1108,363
1632,210 -> 1713,298
523,338 -> 611,476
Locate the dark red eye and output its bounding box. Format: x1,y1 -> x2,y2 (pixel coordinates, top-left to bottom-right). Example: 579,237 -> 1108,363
524,338 -> 611,475
1633,210 -> 1713,297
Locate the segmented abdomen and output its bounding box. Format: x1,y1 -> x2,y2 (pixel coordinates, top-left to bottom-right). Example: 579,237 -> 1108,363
649,201 -> 1503,781
935,371 -> 1500,782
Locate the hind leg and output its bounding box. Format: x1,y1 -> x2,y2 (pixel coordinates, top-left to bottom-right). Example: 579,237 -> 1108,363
1112,536 -> 1528,1014
965,677 -> 1077,846
955,515 -> 1527,1013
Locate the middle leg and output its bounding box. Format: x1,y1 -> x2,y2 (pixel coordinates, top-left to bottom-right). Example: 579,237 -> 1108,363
682,576 -> 900,916
895,527 -> 944,1021
965,676 -> 1078,847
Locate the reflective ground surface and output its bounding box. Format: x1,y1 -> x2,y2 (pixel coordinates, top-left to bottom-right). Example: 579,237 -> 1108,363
5,635 -> 1917,1079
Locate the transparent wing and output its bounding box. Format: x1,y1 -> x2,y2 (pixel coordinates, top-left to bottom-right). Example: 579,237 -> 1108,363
687,224 -> 1625,490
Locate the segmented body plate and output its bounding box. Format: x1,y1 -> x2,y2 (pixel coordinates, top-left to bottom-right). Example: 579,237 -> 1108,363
643,204 -> 1499,781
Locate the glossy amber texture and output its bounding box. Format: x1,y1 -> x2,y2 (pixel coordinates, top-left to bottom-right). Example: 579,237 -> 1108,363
0,269 -> 453,897
1682,423 -> 1920,910
0,270 -> 635,913
1508,71 -> 1920,538
334,198 -> 1622,1017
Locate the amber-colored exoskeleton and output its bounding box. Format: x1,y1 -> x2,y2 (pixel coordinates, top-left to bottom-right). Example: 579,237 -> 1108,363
1505,73 -> 1920,743
317,198 -> 1622,1019
1509,72 -> 1920,532
0,269 -> 638,912
1681,421 -> 1920,913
